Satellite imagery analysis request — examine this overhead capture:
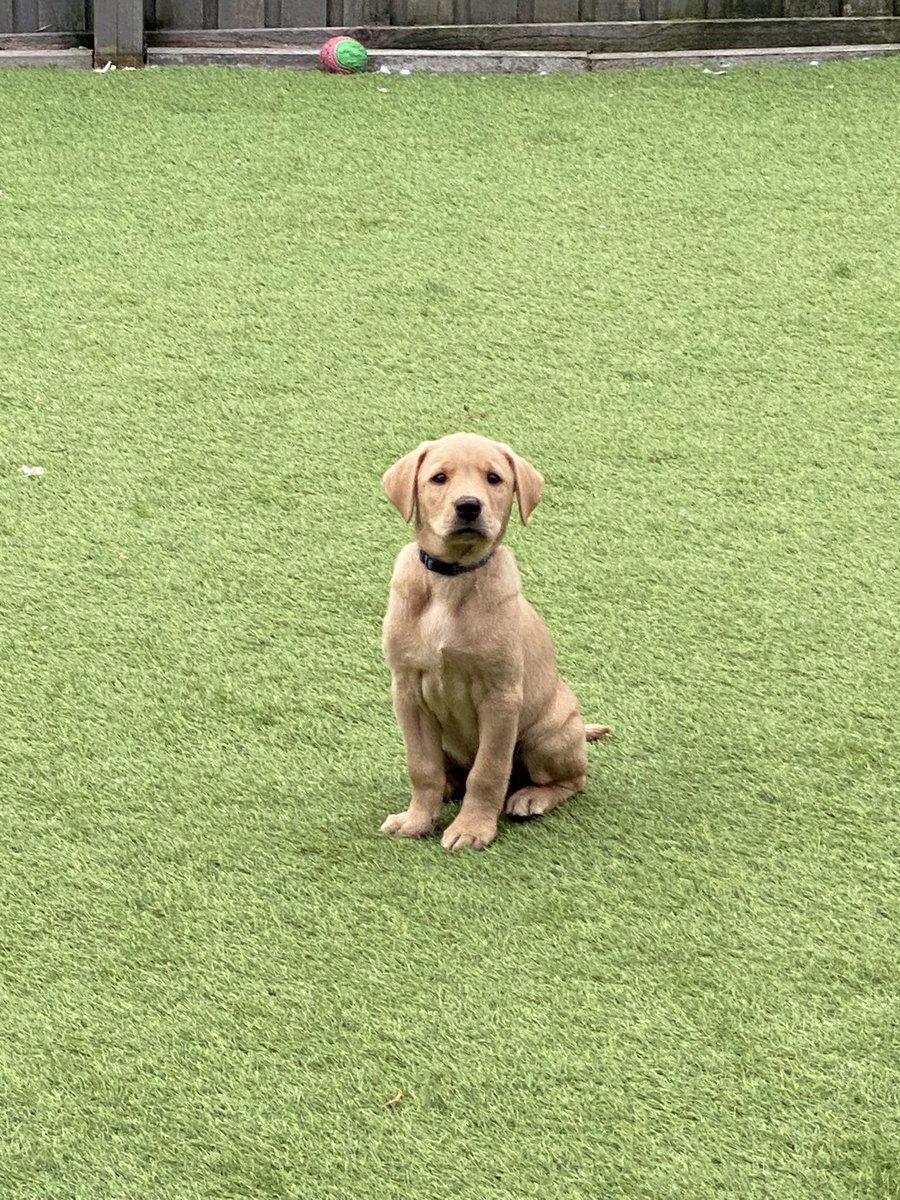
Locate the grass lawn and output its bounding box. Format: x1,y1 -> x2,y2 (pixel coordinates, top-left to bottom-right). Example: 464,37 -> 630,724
1,59 -> 899,1199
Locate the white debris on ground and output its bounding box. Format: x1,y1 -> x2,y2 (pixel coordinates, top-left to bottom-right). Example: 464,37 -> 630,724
19,466 -> 45,477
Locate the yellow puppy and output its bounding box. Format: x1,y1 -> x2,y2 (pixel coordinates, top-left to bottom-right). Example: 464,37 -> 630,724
381,433 -> 608,851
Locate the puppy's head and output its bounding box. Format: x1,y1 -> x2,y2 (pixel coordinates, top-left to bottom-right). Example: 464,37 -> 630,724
382,433 -> 544,561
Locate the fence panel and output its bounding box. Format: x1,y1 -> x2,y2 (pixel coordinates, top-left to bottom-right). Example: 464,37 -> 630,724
39,0 -> 87,28
329,0 -> 391,21
0,0 -> 88,30
279,0 -> 328,21
8,0 -> 37,30
389,0 -> 459,19
522,0 -> 581,18
706,0 -> 783,17
150,0 -> 205,25
13,0 -> 38,30
141,0 -> 900,24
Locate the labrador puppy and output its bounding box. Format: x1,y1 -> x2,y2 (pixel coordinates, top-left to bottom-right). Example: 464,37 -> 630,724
380,432 -> 607,851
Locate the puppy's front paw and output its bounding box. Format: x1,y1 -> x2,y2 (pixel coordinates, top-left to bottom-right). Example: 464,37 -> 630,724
380,810 -> 436,838
441,814 -> 497,852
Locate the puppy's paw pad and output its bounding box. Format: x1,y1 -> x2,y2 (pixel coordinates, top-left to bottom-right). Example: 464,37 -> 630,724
380,811 -> 435,838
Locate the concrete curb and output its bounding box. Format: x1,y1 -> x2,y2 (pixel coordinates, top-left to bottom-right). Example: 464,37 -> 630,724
147,42 -> 900,71
586,42 -> 900,67
0,48 -> 93,68
1,41 -> 895,72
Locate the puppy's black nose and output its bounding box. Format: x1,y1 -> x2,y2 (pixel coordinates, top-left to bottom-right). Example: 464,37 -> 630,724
455,496 -> 482,522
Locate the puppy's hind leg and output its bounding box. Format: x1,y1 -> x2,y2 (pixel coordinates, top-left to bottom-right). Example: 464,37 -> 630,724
505,714 -> 588,820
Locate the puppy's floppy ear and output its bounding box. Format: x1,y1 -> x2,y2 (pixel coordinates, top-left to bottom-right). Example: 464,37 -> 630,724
382,442 -> 433,523
498,444 -> 544,525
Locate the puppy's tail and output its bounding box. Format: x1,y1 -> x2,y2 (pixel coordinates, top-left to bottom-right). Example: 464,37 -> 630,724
585,724 -> 611,742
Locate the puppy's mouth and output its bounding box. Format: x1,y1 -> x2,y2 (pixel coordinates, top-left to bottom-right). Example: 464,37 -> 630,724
450,525 -> 485,538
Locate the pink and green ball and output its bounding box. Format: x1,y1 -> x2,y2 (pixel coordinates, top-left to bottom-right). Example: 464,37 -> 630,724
319,37 -> 368,74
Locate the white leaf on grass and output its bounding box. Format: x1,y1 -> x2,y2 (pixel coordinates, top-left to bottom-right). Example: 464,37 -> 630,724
19,465 -> 45,477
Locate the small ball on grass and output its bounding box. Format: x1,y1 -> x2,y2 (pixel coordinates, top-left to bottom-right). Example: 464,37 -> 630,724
319,37 -> 369,74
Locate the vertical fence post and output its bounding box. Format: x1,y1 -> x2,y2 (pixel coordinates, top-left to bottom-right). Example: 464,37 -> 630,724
93,0 -> 144,68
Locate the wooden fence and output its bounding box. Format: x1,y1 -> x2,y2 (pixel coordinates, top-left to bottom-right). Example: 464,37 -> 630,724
0,0 -> 87,32
1,0 -> 898,65
143,1 -> 661,23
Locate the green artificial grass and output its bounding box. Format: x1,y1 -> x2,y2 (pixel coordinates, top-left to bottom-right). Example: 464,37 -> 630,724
1,60 -> 899,1199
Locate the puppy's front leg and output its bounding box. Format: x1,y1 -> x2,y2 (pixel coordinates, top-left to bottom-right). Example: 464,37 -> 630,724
442,694 -> 519,852
381,674 -> 445,839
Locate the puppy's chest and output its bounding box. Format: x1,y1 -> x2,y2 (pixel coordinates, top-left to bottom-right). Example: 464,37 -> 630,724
405,598 -> 472,672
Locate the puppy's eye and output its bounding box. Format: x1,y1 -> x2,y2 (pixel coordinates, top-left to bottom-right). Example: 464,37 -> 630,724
431,472 -> 448,485
486,472 -> 503,486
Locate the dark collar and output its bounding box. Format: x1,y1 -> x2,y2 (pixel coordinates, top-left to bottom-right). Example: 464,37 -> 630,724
419,546 -> 496,577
